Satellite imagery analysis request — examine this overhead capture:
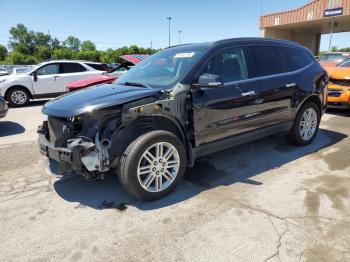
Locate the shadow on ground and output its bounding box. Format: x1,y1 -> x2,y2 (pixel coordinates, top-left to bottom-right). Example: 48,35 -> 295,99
0,121 -> 25,137
326,108 -> 350,117
53,128 -> 347,211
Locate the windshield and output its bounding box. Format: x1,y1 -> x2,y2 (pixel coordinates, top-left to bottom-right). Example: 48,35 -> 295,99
115,45 -> 208,88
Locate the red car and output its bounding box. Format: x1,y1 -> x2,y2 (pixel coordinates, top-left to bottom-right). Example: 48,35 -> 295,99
66,54 -> 149,92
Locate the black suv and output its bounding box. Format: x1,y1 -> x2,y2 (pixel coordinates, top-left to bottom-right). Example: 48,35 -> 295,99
38,38 -> 328,201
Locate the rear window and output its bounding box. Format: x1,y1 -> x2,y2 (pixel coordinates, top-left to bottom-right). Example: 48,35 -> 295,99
85,63 -> 109,71
249,46 -> 285,77
61,63 -> 86,73
279,46 -> 313,71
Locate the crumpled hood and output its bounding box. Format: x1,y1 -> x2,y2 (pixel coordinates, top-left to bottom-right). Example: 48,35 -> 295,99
42,84 -> 161,117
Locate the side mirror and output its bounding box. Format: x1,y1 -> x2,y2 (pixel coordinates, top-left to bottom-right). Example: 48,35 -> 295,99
197,73 -> 223,87
32,71 -> 38,82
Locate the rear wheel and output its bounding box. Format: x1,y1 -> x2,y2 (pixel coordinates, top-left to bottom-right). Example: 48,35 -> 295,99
7,87 -> 30,107
118,130 -> 187,201
287,101 -> 320,146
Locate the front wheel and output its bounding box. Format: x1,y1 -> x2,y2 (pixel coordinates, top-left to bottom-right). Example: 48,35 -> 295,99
118,130 -> 187,201
287,101 -> 320,146
7,87 -> 30,107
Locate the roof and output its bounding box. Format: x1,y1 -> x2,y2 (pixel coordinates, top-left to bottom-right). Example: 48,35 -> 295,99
166,38 -> 302,51
41,59 -> 103,64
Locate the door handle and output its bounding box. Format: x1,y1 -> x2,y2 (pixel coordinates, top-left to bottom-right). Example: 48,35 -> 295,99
286,83 -> 296,88
54,75 -> 60,81
241,91 -> 255,96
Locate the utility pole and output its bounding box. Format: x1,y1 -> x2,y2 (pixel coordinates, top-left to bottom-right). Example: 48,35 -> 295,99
328,18 -> 335,52
167,17 -> 172,47
48,29 -> 52,59
150,39 -> 153,50
178,30 -> 182,45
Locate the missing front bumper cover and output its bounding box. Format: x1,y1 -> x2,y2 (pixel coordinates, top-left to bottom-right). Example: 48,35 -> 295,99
38,131 -> 110,175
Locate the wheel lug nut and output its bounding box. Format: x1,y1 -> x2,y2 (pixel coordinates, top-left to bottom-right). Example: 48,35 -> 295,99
161,168 -> 164,172
152,167 -> 156,171
154,161 -> 157,165
156,171 -> 159,175
159,159 -> 162,163
162,162 -> 166,166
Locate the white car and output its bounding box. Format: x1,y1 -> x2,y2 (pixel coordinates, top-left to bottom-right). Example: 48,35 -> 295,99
0,60 -> 107,106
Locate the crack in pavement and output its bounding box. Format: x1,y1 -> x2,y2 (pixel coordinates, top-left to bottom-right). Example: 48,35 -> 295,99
265,216 -> 289,262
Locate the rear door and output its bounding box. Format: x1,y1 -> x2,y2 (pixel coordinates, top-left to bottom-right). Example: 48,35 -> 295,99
242,45 -> 297,127
57,63 -> 89,91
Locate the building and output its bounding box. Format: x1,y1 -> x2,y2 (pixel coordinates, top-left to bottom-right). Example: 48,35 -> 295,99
260,0 -> 350,55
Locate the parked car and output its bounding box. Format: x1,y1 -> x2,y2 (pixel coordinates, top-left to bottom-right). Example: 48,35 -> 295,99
66,54 -> 149,92
0,96 -> 8,118
0,67 -> 9,76
10,67 -> 33,75
323,60 -> 350,109
0,60 -> 108,107
38,38 -> 328,201
319,52 -> 350,65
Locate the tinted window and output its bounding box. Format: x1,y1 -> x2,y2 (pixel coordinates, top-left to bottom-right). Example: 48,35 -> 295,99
86,63 -> 109,71
37,64 -> 59,75
279,46 -> 313,71
249,46 -> 284,77
200,47 -> 248,83
61,63 -> 86,73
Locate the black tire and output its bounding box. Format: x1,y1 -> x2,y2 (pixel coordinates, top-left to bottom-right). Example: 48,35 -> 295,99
287,101 -> 320,146
6,87 -> 30,107
118,130 -> 187,201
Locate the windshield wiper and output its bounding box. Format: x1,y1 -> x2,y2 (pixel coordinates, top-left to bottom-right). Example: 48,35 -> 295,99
122,82 -> 150,88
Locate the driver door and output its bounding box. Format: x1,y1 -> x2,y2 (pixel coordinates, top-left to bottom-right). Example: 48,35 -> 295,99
32,63 -> 61,95
191,46 -> 255,146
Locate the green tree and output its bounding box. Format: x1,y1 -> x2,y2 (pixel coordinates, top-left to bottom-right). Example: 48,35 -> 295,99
52,47 -> 74,60
63,36 -> 81,52
76,50 -> 101,61
81,40 -> 96,51
331,46 -> 338,52
0,44 -> 8,61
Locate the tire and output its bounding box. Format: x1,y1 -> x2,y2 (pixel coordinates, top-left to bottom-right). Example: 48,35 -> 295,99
118,130 -> 187,201
287,101 -> 320,146
7,87 -> 30,107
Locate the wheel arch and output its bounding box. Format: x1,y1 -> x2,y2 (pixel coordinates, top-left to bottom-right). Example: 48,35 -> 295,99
109,115 -> 192,167
297,94 -> 322,116
5,85 -> 33,101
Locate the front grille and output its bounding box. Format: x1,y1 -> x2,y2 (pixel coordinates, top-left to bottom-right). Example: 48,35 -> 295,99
328,89 -> 343,97
330,79 -> 350,87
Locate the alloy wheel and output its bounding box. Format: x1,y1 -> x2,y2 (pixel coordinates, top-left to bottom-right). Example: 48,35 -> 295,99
11,90 -> 27,105
137,142 -> 180,192
299,108 -> 317,141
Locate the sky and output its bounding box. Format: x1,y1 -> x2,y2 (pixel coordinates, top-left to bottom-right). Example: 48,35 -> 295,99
0,0 -> 349,51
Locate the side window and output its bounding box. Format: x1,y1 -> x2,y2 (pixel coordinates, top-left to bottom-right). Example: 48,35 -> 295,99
37,64 -> 59,75
85,63 -> 109,71
60,63 -> 86,74
200,47 -> 248,84
249,46 -> 285,77
279,46 -> 313,71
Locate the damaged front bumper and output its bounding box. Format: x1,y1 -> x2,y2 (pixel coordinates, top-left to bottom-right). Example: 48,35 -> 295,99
38,123 -> 110,176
